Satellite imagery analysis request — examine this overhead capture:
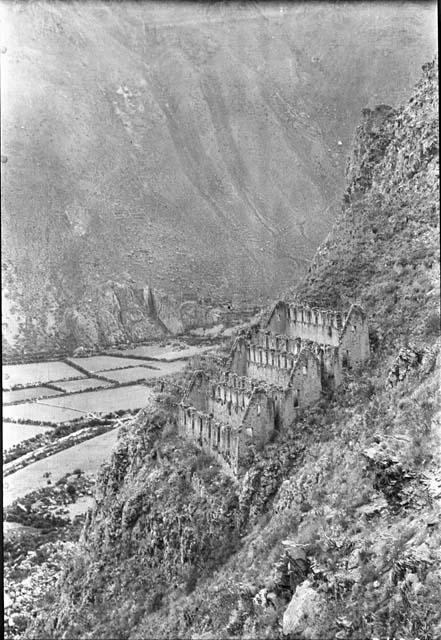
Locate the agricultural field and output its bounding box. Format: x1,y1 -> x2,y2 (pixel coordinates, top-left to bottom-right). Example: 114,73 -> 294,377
3,385 -> 153,425
2,422 -> 52,451
3,428 -> 121,506
102,360 -> 187,383
2,343 -> 194,488
3,386 -> 61,405
101,366 -> 164,384
50,378 -> 114,393
2,361 -> 85,390
3,402 -> 84,425
113,343 -> 216,361
67,355 -> 158,373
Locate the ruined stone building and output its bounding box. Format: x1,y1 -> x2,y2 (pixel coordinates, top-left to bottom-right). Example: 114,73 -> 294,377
178,302 -> 369,478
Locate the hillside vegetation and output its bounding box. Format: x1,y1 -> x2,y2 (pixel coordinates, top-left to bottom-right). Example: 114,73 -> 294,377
23,58 -> 440,640
1,1 -> 437,353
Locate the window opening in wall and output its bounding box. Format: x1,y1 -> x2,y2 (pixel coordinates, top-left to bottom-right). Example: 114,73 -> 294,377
302,365 -> 307,375
227,430 -> 231,451
217,427 -> 221,446
327,326 -> 332,337
294,389 -> 300,407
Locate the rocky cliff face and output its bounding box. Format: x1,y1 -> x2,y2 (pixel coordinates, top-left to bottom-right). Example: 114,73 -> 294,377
2,280 -> 227,358
25,60 -> 440,640
295,58 -> 439,350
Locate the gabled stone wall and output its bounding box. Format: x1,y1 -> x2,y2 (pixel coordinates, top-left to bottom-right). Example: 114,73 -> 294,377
339,305 -> 370,368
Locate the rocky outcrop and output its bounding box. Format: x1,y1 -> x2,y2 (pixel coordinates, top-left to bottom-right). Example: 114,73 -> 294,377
60,282 -> 229,352
387,345 -> 422,386
62,282 -> 164,350
282,579 -> 327,638
143,287 -> 184,335
4,278 -> 252,357
180,301 -> 219,330
345,104 -> 397,200
296,58 -> 439,350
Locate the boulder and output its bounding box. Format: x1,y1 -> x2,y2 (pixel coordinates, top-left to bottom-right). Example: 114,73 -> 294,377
282,580 -> 327,638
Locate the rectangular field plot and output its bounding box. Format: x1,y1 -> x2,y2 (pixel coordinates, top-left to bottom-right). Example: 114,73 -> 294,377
152,360 -> 188,376
68,355 -> 159,373
103,360 -> 186,383
3,386 -> 61,405
51,378 -> 115,393
3,385 -> 153,425
114,344 -> 215,361
3,422 -> 52,451
45,384 -> 153,414
3,403 -> 84,425
2,361 -> 85,390
102,366 -> 167,384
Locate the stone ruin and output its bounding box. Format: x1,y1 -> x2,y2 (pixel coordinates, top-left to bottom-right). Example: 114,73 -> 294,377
178,301 -> 370,478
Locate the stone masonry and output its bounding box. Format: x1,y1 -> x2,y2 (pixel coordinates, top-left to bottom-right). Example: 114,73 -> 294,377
178,302 -> 369,478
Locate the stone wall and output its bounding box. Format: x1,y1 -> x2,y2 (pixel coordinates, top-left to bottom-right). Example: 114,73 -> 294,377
178,385 -> 276,478
339,305 -> 370,368
267,301 -> 342,345
185,370 -> 210,412
251,329 -> 302,355
287,349 -> 322,407
240,388 -> 276,449
308,343 -> 342,388
208,382 -> 253,429
266,302 -> 370,369
248,358 -> 293,387
178,405 -> 239,477
229,334 -> 249,376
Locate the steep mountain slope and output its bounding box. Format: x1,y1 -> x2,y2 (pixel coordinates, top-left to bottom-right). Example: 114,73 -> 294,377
23,59 -> 440,640
1,1 -> 437,353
